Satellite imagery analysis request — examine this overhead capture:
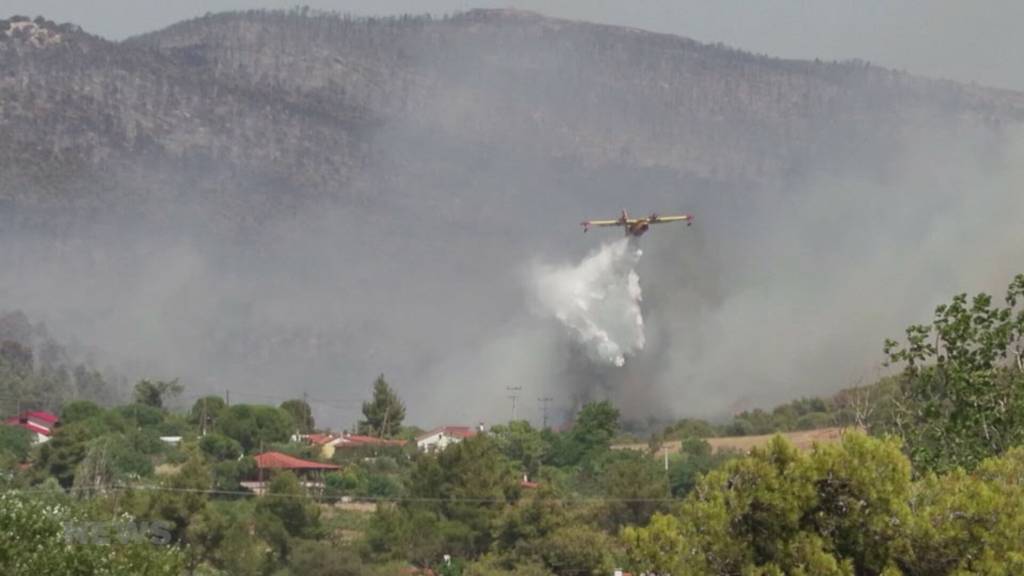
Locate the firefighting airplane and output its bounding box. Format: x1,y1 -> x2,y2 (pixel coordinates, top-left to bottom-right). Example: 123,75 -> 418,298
581,210 -> 693,237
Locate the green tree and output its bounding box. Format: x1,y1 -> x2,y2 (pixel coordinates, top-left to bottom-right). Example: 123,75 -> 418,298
199,432 -> 243,461
406,434 -> 518,558
554,401 -> 620,466
256,471 -> 320,539
492,487 -> 569,565
0,425 -> 31,463
662,417 -> 718,440
133,379 -> 184,409
490,420 -> 549,477
185,500 -> 268,574
37,421 -> 95,487
537,525 -> 614,576
189,395 -> 227,433
901,447 -> 1024,574
280,398 -> 315,434
884,273 -> 1024,471
464,555 -> 553,575
632,432 -> 913,575
72,433 -> 155,491
285,539 -> 363,576
668,436 -> 737,497
216,404 -> 295,452
598,450 -> 669,529
114,403 -> 164,430
60,400 -> 102,425
802,433 -> 911,574
147,455 -> 212,542
621,513 -> 686,575
358,375 -> 406,438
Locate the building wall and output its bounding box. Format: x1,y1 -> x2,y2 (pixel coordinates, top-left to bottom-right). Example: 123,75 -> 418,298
417,432 -> 462,452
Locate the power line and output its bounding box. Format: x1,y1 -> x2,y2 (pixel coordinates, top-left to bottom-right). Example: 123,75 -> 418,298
0,484 -> 682,504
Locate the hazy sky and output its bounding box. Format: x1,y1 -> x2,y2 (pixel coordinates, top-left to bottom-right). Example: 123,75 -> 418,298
6,1 -> 1023,92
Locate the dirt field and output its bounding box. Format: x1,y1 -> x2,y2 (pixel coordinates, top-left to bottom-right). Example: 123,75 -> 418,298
329,500 -> 378,513
614,426 -> 857,458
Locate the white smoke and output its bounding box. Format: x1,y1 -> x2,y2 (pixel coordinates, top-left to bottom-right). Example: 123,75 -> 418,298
531,238 -> 645,367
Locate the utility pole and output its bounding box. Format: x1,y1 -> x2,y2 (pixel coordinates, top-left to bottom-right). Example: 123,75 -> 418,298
665,447 -> 671,498
225,389 -> 230,408
258,440 -> 265,493
506,386 -> 522,422
538,397 -> 553,429
302,391 -> 310,435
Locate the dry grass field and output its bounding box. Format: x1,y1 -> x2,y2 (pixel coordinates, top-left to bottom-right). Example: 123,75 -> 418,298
614,426 -> 858,458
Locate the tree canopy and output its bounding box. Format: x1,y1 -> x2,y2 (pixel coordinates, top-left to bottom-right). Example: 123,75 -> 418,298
133,379 -> 184,409
280,399 -> 315,434
884,273 -> 1024,471
358,375 -> 406,438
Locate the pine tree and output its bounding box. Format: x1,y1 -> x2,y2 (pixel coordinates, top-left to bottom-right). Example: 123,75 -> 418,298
357,375 -> 405,438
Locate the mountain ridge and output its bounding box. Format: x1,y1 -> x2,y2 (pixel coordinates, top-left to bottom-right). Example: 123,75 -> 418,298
3,9 -> 1023,227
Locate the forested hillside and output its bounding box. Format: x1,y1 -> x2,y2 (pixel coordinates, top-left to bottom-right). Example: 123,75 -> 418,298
4,10 -> 1024,223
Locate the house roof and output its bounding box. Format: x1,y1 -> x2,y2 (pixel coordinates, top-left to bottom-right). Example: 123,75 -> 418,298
415,426 -> 479,442
23,411 -> 58,424
3,411 -> 59,437
3,419 -> 51,436
305,433 -> 336,446
253,451 -> 340,470
330,434 -> 407,448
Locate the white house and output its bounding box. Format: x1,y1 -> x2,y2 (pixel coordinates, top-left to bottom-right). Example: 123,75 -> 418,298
415,425 -> 481,452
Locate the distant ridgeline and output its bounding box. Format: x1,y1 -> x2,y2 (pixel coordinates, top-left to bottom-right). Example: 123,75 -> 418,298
2,9 -> 1024,231
616,378 -> 896,444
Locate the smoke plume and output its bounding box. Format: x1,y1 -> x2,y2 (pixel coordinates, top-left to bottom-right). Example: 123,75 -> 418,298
531,238 -> 645,367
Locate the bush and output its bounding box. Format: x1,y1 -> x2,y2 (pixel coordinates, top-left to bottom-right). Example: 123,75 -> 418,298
0,492 -> 185,574
366,473 -> 402,498
200,433 -> 243,461
60,401 -> 102,425
0,426 -> 32,462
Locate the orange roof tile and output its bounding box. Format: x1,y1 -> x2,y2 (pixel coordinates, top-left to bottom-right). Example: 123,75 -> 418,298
253,451 -> 340,470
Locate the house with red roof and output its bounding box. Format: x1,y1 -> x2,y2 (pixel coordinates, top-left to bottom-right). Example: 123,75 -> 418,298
241,451 -> 341,495
303,433 -> 335,446
252,451 -> 341,471
415,425 -> 481,453
302,432 -> 408,459
3,410 -> 59,444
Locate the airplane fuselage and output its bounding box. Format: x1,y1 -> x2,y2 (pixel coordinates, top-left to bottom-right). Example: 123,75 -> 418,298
626,220 -> 651,236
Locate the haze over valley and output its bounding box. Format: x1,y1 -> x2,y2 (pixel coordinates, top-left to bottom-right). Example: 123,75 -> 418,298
2,10 -> 1023,428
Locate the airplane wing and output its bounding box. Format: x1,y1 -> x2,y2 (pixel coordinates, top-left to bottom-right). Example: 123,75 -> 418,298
580,219 -> 624,231
649,214 -> 693,224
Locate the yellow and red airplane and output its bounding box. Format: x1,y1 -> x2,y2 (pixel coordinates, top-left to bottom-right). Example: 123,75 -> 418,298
581,210 -> 693,237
